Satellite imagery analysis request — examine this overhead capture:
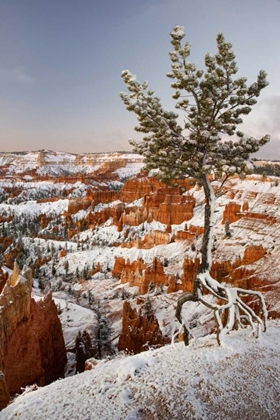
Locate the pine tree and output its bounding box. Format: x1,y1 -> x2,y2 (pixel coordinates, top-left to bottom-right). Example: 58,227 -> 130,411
75,330 -> 94,373
51,261 -> 56,276
224,220 -> 231,238
143,295 -> 154,319
64,259 -> 69,275
88,290 -> 95,306
83,264 -> 89,280
121,25 -> 269,345
92,300 -> 114,359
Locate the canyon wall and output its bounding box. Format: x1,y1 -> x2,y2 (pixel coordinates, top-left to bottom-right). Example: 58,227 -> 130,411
0,264 -> 67,403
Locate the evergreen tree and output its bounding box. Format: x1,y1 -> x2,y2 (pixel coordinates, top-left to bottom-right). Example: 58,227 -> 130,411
143,295 -> 154,319
121,25 -> 268,345
224,220 -> 231,238
92,300 -> 114,359
88,290 -> 95,306
148,281 -> 155,294
83,264 -> 89,280
64,259 -> 69,275
51,261 -> 56,276
35,264 -> 40,278
75,330 -> 94,373
1,223 -> 7,238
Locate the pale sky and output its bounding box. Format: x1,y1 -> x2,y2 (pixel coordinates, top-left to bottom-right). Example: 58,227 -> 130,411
0,0 -> 280,158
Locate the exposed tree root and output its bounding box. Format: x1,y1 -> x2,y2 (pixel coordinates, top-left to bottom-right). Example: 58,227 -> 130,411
175,271 -> 267,346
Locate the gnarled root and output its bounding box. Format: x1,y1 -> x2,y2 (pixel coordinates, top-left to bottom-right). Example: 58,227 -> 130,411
175,272 -> 267,346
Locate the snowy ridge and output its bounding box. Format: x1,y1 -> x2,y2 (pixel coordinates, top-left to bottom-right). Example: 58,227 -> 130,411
0,151 -> 144,177
1,320 -> 279,420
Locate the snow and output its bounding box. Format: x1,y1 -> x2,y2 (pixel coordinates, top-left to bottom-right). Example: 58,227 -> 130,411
0,199 -> 69,218
117,353 -> 158,383
114,162 -> 144,180
2,320 -> 280,420
52,295 -> 97,350
1,152 -> 280,417
0,151 -> 144,178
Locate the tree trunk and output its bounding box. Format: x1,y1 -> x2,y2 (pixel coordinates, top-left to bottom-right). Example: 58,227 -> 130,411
177,175 -> 217,341
193,174 -> 216,298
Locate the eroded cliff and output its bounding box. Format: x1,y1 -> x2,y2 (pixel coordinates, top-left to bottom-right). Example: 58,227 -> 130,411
0,264 -> 67,402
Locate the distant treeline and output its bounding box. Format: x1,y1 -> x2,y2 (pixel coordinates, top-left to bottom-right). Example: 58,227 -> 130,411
253,162 -> 280,177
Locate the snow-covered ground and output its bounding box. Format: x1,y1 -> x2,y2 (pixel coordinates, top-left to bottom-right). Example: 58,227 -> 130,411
1,153 -> 280,419
1,320 -> 279,420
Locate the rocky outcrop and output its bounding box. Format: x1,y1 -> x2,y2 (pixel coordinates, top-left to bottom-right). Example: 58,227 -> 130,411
113,257 -> 171,294
84,358 -> 99,371
222,200 -> 277,226
242,245 -> 266,265
0,372 -> 9,410
0,267 -> 8,295
222,201 -> 242,224
120,230 -> 171,249
0,236 -> 13,252
63,178 -> 196,238
0,264 -> 67,397
118,301 -> 170,354
120,180 -> 195,226
3,248 -> 19,269
68,198 -> 92,214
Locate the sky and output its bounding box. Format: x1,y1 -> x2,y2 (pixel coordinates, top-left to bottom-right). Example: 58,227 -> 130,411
0,0 -> 280,158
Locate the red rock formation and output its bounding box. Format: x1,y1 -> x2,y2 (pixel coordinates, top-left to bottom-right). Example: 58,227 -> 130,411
222,201 -> 242,224
174,225 -> 204,242
0,264 -> 67,396
120,230 -> 171,249
120,178 -> 161,203
0,372 -> 9,410
0,236 -> 13,252
180,257 -> 200,292
60,248 -> 67,257
241,212 -> 277,224
3,248 -> 18,269
86,190 -> 120,205
37,197 -> 60,204
39,215 -> 53,229
0,267 -> 8,295
223,201 -> 277,226
242,245 -> 266,265
242,201 -> 249,212
118,301 -> 170,354
143,187 -> 195,225
68,198 -> 91,214
113,257 -> 170,294
113,257 -> 146,290
143,258 -> 170,292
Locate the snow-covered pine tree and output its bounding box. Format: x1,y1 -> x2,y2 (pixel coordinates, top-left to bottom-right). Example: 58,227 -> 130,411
143,295 -> 154,319
75,330 -> 94,373
120,25 -> 269,345
64,259 -> 69,275
92,300 -> 114,359
224,220 -> 231,238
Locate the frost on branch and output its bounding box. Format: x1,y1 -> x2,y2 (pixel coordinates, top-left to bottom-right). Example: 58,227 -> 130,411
120,25 -> 270,346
